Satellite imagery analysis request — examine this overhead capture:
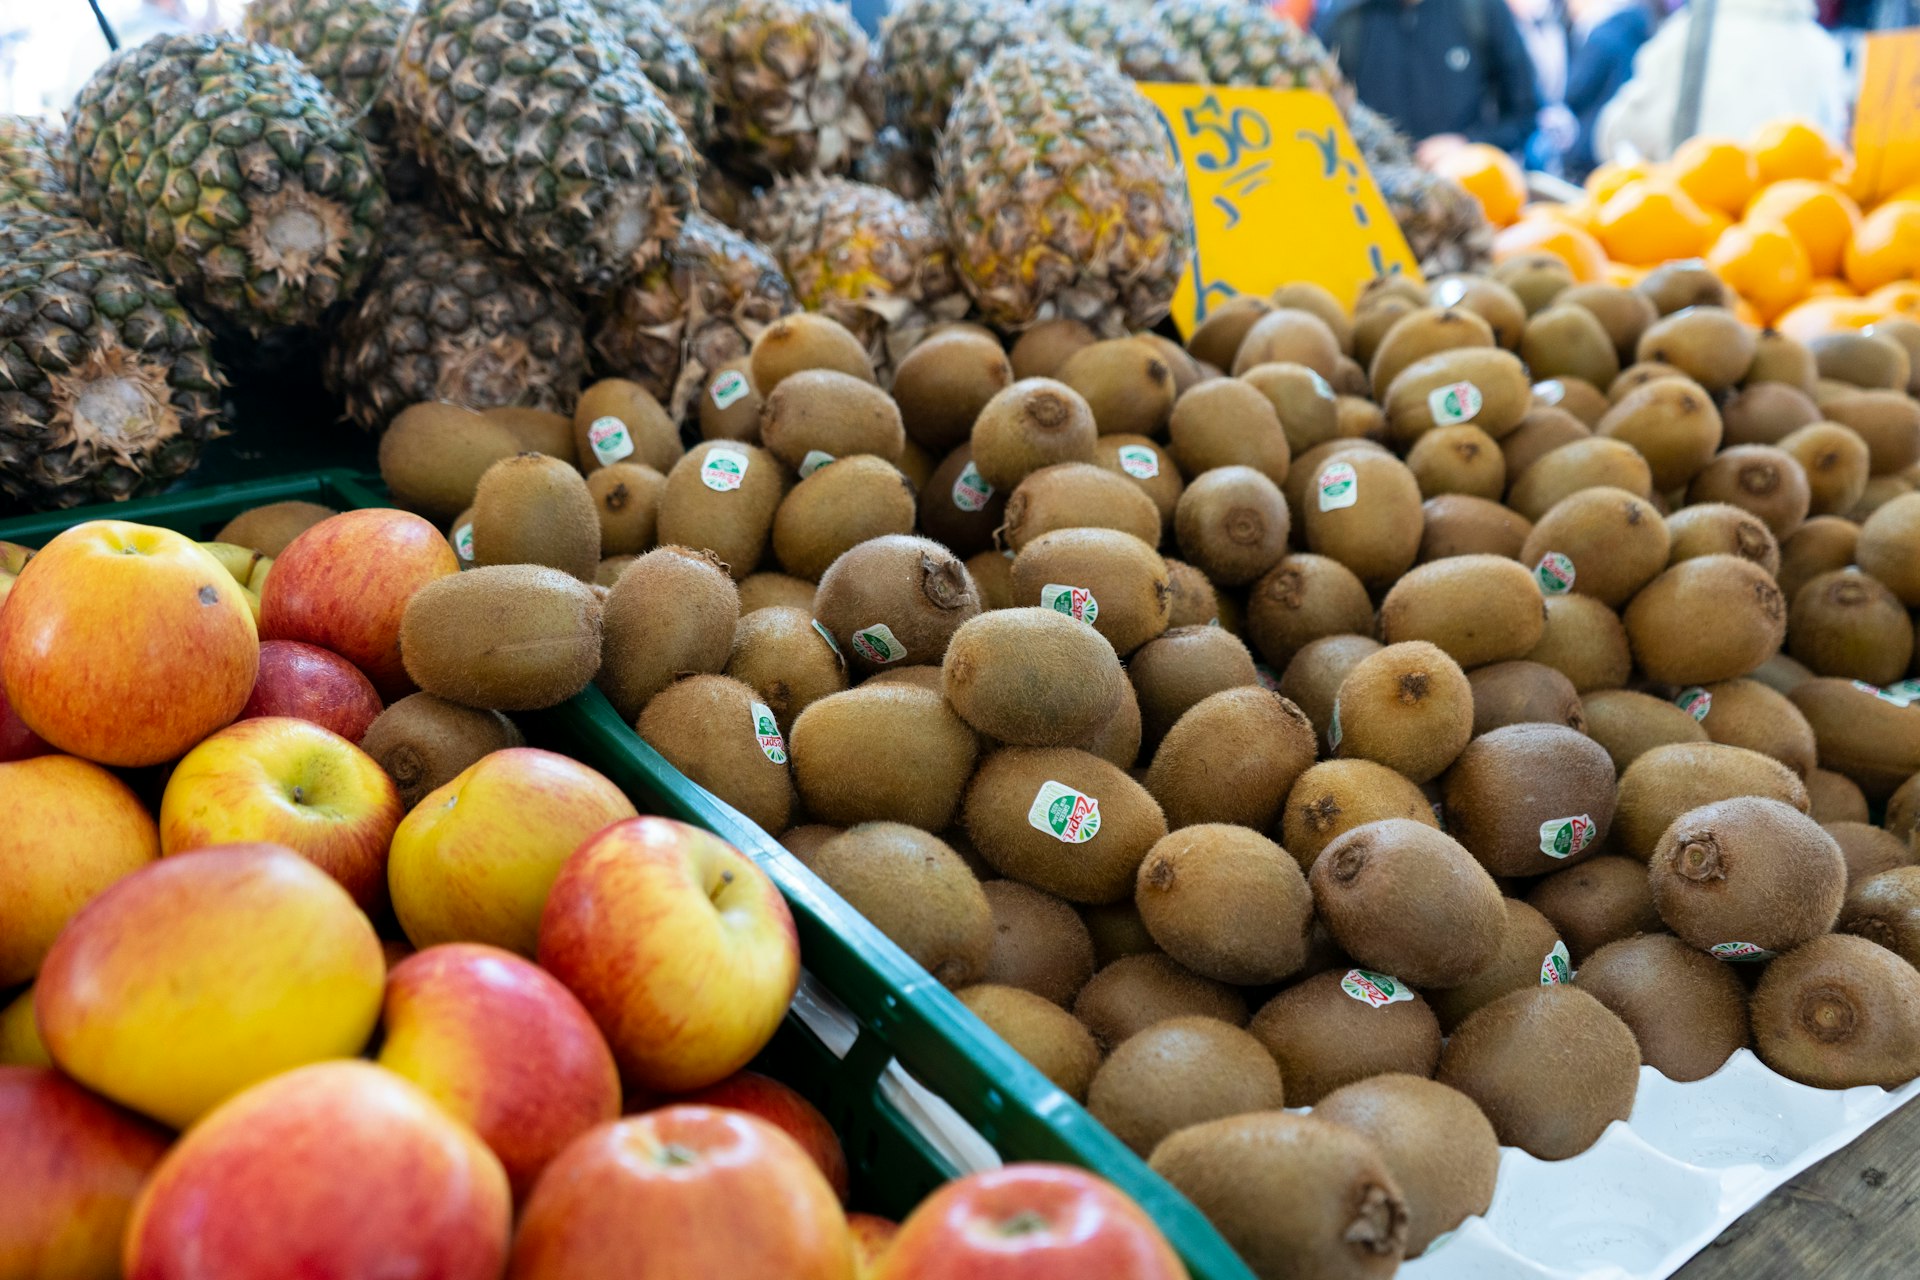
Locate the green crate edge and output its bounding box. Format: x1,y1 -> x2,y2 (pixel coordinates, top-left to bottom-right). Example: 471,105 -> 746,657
0,470 -> 1255,1280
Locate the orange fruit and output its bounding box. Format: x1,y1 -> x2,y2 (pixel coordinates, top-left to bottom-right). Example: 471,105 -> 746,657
1744,180 -> 1861,278
1871,281 -> 1920,315
1587,161 -> 1649,204
1844,201 -> 1920,293
1593,180 -> 1718,266
1806,278 -> 1858,299
1671,137 -> 1761,216
1707,222 -> 1812,322
1520,200 -> 1597,232
1775,296 -> 1887,343
1751,119 -> 1843,184
1605,262 -> 1650,288
1731,295 -> 1765,328
1435,143 -> 1528,227
1493,217 -> 1609,283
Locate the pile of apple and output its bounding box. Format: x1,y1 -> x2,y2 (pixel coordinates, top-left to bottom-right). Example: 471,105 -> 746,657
0,513 -> 1187,1280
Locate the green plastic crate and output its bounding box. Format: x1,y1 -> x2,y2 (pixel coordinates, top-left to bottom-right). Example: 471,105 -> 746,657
0,471 -> 1257,1280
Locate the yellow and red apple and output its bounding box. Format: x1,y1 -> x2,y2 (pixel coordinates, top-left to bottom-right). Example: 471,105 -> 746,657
675,1070 -> 851,1204
159,716 -> 403,913
239,639 -> 383,742
199,541 -> 272,624
125,1060 -> 510,1279
389,748 -> 637,956
0,520 -> 257,766
849,1214 -> 900,1279
538,817 -> 800,1093
35,843 -> 386,1129
0,987 -> 48,1067
0,680 -> 52,761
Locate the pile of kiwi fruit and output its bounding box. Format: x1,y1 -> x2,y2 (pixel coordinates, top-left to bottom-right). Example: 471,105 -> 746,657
217,276 -> 1920,1280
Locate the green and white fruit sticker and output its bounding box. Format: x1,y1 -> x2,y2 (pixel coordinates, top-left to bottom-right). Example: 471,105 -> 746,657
952,460 -> 993,511
850,623 -> 907,664
1040,583 -> 1099,625
1710,941 -> 1776,962
750,702 -> 787,764
1117,444 -> 1160,479
1254,663 -> 1282,693
1539,814 -> 1596,859
587,415 -> 635,465
701,445 -> 750,492
1675,686 -> 1712,721
1533,379 -> 1566,406
1340,969 -> 1414,1007
1432,278 -> 1469,308
1853,679 -> 1920,707
1027,780 -> 1102,844
799,450 -> 835,478
1328,699 -> 1343,751
1428,381 -> 1483,425
711,368 -> 751,410
1534,551 -> 1575,595
811,618 -> 844,667
453,522 -> 475,564
1318,462 -> 1358,511
1307,369 -> 1335,400
1540,941 -> 1571,985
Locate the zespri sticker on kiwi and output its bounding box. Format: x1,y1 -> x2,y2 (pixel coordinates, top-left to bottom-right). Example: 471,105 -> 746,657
1340,969 -> 1414,1008
1040,583 -> 1099,625
751,702 -> 787,764
1541,942 -> 1571,985
1317,462 -> 1358,511
951,460 -> 992,511
587,415 -> 635,465
1116,444 -> 1159,479
1539,814 -> 1596,859
1427,380 -> 1483,426
1709,941 -> 1777,962
1674,686 -> 1712,720
701,445 -> 750,492
1533,551 -> 1575,595
1027,780 -> 1102,844
850,623 -> 906,664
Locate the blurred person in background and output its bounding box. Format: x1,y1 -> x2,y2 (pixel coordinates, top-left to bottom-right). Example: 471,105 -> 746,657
1509,0 -> 1580,172
1561,0 -> 1658,178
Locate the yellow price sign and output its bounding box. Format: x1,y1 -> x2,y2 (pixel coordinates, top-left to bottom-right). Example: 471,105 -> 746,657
1853,28 -> 1920,204
1136,83 -> 1422,338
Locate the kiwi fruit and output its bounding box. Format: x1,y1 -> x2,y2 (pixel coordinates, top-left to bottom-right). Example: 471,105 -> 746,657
1664,502 -> 1781,576
1696,678 -> 1817,777
1748,651 -> 1815,696
1332,642 -> 1474,784
1624,555 -> 1786,685
1429,274 -> 1526,349
1609,360 -> 1689,401
771,456 -> 916,580
1093,434 -> 1184,532
1537,375 -> 1611,426
1010,528 -> 1170,656
1162,560 -> 1222,630
814,534 -> 980,673
1685,446 -> 1811,539
1359,274 -> 1429,310
215,500 -> 336,556
1824,390 -> 1920,475
1526,593 -> 1631,692
1009,317 -> 1097,380
1889,773 -> 1920,843
1494,253 -> 1574,313
1427,900 -> 1565,1034
655,441 -> 790,579
758,370 -> 905,473
920,444 -> 1008,559
636,674 -> 795,832
963,746 -> 1167,903
789,683 -> 978,830
1506,405 -> 1592,478
780,824 -> 842,863
1826,821 -> 1915,887
1516,486 -> 1667,608
1806,768 -> 1871,824
359,693 -> 524,809
1812,330 -> 1911,390
1443,724 -> 1616,877
1614,742 -> 1809,861
1285,438 -> 1388,529
1526,854 -> 1664,962
1249,968 -> 1443,1105
1508,437 -> 1653,521
1559,282 -> 1658,358
1850,473 -> 1917,518
1405,424 -> 1503,500
1231,307 -> 1342,380
1856,491 -> 1920,603
572,378 -> 682,476
1245,554 -> 1374,670
892,328 -> 1014,454
1740,327 -> 1816,389
1573,933 -> 1749,1082
1634,306 -> 1756,392
1145,687 -> 1317,832
1262,281 -> 1346,346
725,606 -> 847,732
1167,378 -> 1290,484
811,824 -> 992,988
1579,689 -> 1707,771
1129,626 -> 1259,746
399,565 -> 601,711
1598,376 -> 1725,490
583,462 -> 666,556
1376,555 -> 1545,668
1087,1017 -> 1287,1157
980,881 -> 1097,1006
969,378 -> 1099,491
597,546 -> 741,718
1865,318 -> 1920,395
1301,449 -> 1424,590
1135,825 -> 1312,985
378,402 -> 523,522
1079,901 -> 1160,969
749,312 -> 875,392
1075,953 -> 1249,1049
1636,261 -> 1732,315
484,405 -> 576,464
1648,796 -> 1846,954
737,571 -> 816,614
1002,463 -> 1163,555
943,607 -> 1127,746
1382,347 -> 1530,446
1186,296 -> 1274,369
1749,933 -> 1920,1088
1788,568 -> 1914,685
1522,304 -> 1621,390
467,452 -> 600,580
1278,635 -> 1383,749
959,983 -> 1102,1100
965,549 -> 1016,611
1722,381 -> 1821,446
1310,819 -> 1506,987
1352,297 -> 1418,373
1840,866 -> 1920,967
1777,422 -> 1870,516
1466,660 -> 1584,736
1242,362 -> 1342,455
1173,466 -> 1291,589
1056,338 -> 1177,437
1368,306 -> 1495,395
1418,494 -> 1533,562
1281,759 -> 1438,874
698,357 -> 763,443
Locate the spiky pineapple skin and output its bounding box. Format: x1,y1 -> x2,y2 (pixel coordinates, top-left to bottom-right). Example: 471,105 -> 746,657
1375,163 -> 1495,277
1037,0 -> 1205,83
324,205 -> 588,432
851,125 -> 932,202
580,0 -> 715,148
0,116 -> 80,216
392,0 -> 698,296
880,0 -> 1056,153
937,43 -> 1191,336
65,34 -> 389,336
1153,0 -> 1347,100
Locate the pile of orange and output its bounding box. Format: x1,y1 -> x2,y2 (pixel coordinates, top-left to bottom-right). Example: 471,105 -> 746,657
1437,119 -> 1920,334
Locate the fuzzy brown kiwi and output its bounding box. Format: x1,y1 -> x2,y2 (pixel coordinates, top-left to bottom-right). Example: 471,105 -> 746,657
1241,361 -> 1343,454
1664,502 -> 1781,576
699,357 -> 763,443
635,673 -> 794,831
811,824 -> 992,988
1517,486 -> 1669,608
378,402 -> 523,522
1685,446 -> 1812,539
1284,439 -> 1389,533
1087,1018 -> 1287,1157
1558,282 -> 1658,360
484,406 -> 576,464
1721,381 -> 1822,446
942,607 -> 1127,746
1466,660 -> 1585,736
724,605 -> 848,733
963,746 -> 1167,903
1081,901 -> 1161,968
1162,560 -> 1222,629
891,329 -> 1014,454
1172,466 -> 1291,589
1536,375 -> 1610,426
1849,474 -> 1917,518
1092,434 -> 1184,533
1648,796 -> 1846,953
1822,390 -> 1920,475
1695,677 -> 1817,777
1748,651 -> 1817,697
399,565 -> 601,711
1598,376 -> 1726,490
1635,307 -> 1757,392
1135,824 -> 1312,984
1575,933 -> 1750,1081
1383,347 -> 1531,446
1009,317 -> 1098,380
771,456 -> 917,580
964,549 -> 1015,611
1310,819 -> 1507,986
1613,741 -> 1809,861
968,378 -> 1099,491
1129,625 -> 1260,746
980,880 -> 1098,1006
1443,723 -> 1615,878
1777,423 -> 1870,516
1248,968 -> 1443,1104
1245,554 -> 1374,670
1825,821 -> 1915,887
1750,933 -> 1920,1087
1743,328 -> 1818,390
1806,768 -> 1871,824
1332,642 -> 1474,784
1493,252 -> 1574,313
1522,303 -> 1621,389
1009,527 -> 1171,656
1352,296 -> 1417,373
1430,274 -> 1526,349
1525,594 -> 1631,692
1301,450 -> 1424,590
1359,274 -> 1430,310
1840,867 -> 1920,967
757,370 -> 905,473
1166,378 -> 1291,485
1074,953 -> 1249,1049
1278,635 -> 1383,749
597,546 -> 740,718
779,823 -> 842,863
1281,758 -> 1438,873
748,312 -> 876,392
1001,463 -> 1163,554
1270,281 -> 1354,349
572,378 -> 684,475
1377,555 -> 1545,669
1788,568 -> 1914,685
1525,855 -> 1663,962
1889,773 -> 1920,844
1186,295 -> 1274,370
359,693 -> 524,809
1812,330 -> 1911,389
1609,360 -> 1689,401
1427,900 -> 1566,1034
584,462 -> 667,556
1074,676 -> 1144,771
1405,424 -> 1504,500
1418,494 -> 1533,562
788,683 -> 978,829
1865,318 -> 1920,394
1636,261 -> 1733,315
813,534 -> 980,673
215,500 -> 338,557
921,443 -> 1008,559
1507,437 -> 1653,521
1857,492 -> 1920,603
1231,307 -> 1343,380
737,571 -> 816,613
1367,306 -> 1495,395
1145,687 -> 1317,831
1624,555 -> 1786,685
655,441 -> 791,579
1056,337 -> 1178,437
959,984 -> 1102,1100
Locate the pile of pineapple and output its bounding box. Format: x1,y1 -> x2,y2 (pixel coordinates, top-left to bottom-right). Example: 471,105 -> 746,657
0,0 -> 1493,513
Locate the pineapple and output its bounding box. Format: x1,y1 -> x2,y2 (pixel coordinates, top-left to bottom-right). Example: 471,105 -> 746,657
579,0 -> 716,148
1152,0 -> 1348,104
879,0 -> 1056,154
1036,0 -> 1205,84
0,209 -> 224,510
1374,164 -> 1495,277
851,126 -> 932,202
745,175 -> 968,377
0,116 -> 79,215
1347,101 -> 1415,171
325,206 -> 589,432
65,34 -> 389,336
937,43 -> 1191,336
589,211 -> 796,422
684,0 -> 879,179
392,0 -> 698,297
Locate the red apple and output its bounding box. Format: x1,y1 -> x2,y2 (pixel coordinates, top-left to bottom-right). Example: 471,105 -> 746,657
539,817 -> 800,1093
0,681 -> 51,761
849,1214 -> 900,1279
158,716 -> 404,912
125,1060 -> 511,1279
874,1165 -> 1188,1280
260,508 -> 458,699
675,1071 -> 850,1203
1,1065 -> 170,1278
0,520 -> 257,766
239,639 -> 383,742
378,943 -> 622,1201
510,1107 -> 854,1279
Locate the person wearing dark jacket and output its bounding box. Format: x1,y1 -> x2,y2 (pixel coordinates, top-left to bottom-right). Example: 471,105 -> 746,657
1315,0 -> 1543,162
1561,0 -> 1656,178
